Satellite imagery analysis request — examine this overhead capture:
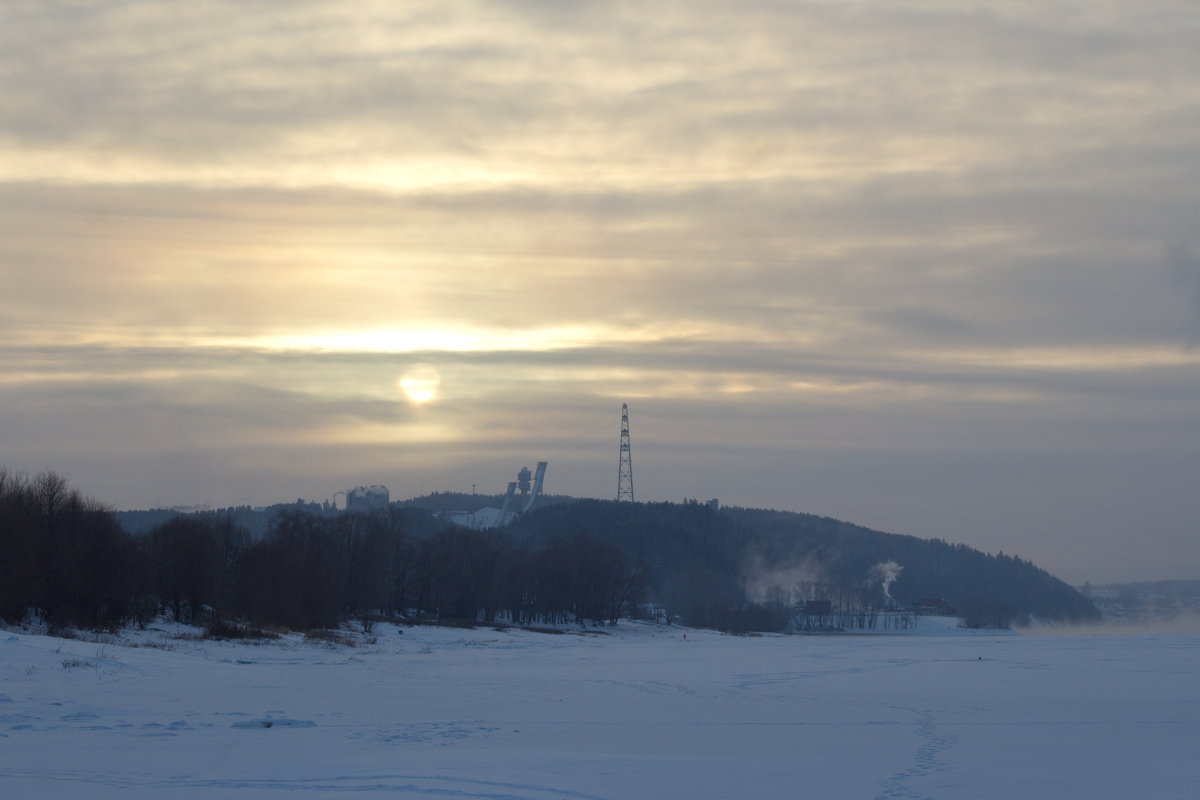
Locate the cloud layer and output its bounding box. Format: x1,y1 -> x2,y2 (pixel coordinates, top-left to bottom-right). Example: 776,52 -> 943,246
3,0 -> 1200,583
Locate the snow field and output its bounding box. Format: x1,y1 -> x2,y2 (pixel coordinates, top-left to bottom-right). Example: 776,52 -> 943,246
1,618 -> 1197,799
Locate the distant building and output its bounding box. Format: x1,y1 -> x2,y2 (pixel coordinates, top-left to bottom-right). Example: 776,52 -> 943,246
346,485 -> 390,511
913,598 -> 957,616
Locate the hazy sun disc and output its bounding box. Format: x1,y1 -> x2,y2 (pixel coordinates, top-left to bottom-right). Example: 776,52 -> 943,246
399,364 -> 441,404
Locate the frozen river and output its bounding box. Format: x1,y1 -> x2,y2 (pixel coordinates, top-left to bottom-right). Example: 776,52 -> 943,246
2,618 -> 1197,799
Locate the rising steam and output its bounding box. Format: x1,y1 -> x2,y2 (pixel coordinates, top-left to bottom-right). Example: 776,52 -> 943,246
870,561 -> 904,600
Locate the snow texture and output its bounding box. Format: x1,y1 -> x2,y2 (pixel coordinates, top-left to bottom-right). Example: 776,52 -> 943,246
1,618 -> 1197,799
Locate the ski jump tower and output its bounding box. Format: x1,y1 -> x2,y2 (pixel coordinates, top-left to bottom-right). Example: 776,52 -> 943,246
498,461 -> 548,519
617,403 -> 634,502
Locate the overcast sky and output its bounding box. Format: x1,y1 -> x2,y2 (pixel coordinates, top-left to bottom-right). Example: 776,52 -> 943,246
3,0 -> 1199,584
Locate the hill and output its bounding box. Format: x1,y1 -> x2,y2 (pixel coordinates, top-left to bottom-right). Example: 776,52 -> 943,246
504,500 -> 1099,627
56,481 -> 1098,632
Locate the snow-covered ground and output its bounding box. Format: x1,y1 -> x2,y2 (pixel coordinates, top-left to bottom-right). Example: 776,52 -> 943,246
1,617 -> 1197,799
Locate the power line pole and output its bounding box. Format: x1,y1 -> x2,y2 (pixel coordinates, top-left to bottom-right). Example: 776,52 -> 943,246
617,403 -> 634,502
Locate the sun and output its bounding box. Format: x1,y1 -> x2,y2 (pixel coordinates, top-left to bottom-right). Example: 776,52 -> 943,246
398,364 -> 441,404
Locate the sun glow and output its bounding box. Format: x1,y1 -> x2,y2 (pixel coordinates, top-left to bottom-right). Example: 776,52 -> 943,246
398,364 -> 441,404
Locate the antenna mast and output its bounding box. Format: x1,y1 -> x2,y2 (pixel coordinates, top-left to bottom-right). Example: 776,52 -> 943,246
617,403 -> 634,502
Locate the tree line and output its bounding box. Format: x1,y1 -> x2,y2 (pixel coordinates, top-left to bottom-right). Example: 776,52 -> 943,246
0,471 -> 649,633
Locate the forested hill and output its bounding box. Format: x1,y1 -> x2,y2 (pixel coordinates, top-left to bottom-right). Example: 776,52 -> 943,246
114,493 -> 1097,626
4,469 -> 1097,632
727,506 -> 1100,624
506,500 -> 1100,626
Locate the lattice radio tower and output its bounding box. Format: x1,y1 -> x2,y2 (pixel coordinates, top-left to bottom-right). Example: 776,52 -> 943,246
617,403 -> 634,502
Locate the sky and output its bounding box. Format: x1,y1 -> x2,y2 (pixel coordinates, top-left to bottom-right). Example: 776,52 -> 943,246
3,0 -> 1199,585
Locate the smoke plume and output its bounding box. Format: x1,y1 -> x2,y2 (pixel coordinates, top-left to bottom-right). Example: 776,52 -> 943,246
870,561 -> 904,600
